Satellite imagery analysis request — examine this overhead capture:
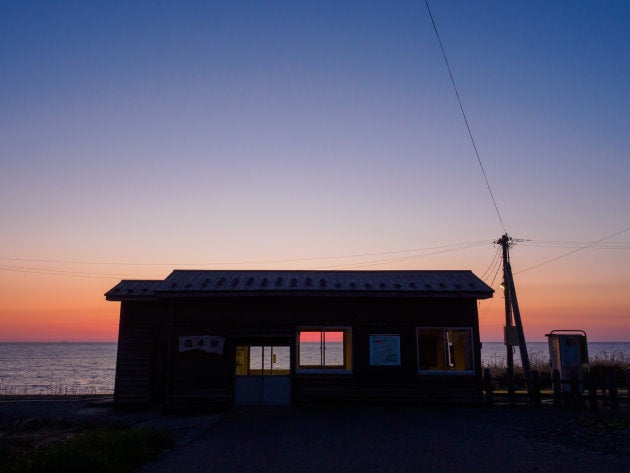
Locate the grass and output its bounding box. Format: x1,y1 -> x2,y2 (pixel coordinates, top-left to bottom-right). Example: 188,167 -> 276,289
482,352 -> 630,390
0,426 -> 173,473
0,378 -> 113,397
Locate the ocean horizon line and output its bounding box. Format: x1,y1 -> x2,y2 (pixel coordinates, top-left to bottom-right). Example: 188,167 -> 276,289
1,340 -> 628,344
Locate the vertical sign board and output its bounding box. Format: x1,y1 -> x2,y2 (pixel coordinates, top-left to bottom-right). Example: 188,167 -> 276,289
547,332 -> 588,393
369,335 -> 401,366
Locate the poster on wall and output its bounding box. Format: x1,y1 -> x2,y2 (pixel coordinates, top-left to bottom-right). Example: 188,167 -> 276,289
369,334 -> 401,366
179,335 -> 225,354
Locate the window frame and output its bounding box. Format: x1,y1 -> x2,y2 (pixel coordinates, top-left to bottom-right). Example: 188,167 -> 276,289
296,327 -> 352,374
416,326 -> 475,374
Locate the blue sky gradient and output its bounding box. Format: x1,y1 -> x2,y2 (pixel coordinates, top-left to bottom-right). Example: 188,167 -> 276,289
1,1 -> 628,341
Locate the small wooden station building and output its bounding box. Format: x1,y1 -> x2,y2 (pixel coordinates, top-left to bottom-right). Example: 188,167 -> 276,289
105,270 -> 493,408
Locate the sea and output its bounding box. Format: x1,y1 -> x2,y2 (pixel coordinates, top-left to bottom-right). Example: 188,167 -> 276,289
1,341 -> 629,395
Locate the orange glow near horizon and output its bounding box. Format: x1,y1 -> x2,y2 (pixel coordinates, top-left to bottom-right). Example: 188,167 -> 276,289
299,331 -> 344,343
1,256 -> 628,343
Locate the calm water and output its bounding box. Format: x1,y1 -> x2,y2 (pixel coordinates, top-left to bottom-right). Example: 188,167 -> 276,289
0,343 -> 117,395
1,341 -> 628,395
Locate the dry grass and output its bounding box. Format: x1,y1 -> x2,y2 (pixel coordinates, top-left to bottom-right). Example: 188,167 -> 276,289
482,351 -> 630,390
0,378 -> 112,397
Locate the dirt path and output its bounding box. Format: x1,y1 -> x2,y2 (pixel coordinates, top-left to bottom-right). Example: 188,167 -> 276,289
137,406 -> 630,473
2,399 -> 629,473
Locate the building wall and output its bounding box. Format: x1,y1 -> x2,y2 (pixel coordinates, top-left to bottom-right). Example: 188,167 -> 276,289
115,296 -> 483,407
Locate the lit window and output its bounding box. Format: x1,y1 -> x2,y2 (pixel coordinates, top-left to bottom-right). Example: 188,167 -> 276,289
235,345 -> 290,376
297,328 -> 352,371
417,328 -> 473,372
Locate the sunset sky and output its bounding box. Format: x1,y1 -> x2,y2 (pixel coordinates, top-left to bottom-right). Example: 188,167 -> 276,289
1,1 -> 628,342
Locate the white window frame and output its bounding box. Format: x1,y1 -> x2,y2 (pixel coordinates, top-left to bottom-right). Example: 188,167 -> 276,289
296,327 -> 352,374
417,327 -> 475,374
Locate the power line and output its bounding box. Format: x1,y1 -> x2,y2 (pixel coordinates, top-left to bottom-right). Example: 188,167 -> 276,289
0,240 -> 492,278
479,246 -> 501,281
320,241 -> 488,269
0,240 -> 491,268
0,266 -> 131,279
515,226 -> 630,274
522,240 -> 630,250
424,0 -> 507,234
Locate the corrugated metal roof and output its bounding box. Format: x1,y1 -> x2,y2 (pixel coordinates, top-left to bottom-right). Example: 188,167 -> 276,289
106,270 -> 493,301
105,280 -> 164,300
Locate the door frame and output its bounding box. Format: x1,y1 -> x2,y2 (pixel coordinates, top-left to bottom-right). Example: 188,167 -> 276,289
234,338 -> 293,406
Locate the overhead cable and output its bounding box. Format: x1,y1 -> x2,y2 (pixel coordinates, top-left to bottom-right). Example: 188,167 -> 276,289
515,226 -> 630,274
424,0 -> 507,233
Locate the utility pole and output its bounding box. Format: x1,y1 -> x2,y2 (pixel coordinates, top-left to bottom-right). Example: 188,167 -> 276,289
497,234 -> 533,401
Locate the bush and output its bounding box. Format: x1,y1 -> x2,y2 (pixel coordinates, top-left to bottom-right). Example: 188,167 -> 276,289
1,428 -> 173,473
483,352 -> 630,390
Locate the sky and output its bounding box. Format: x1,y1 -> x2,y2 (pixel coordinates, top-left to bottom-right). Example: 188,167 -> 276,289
1,1 -> 629,342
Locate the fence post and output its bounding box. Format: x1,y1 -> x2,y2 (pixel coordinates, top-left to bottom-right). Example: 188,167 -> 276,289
507,365 -> 515,406
587,371 -> 598,411
483,368 -> 494,406
552,369 -> 562,407
531,370 -> 541,407
608,371 -> 619,412
569,373 -> 583,409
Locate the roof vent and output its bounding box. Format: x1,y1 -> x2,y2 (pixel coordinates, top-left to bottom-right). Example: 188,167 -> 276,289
378,282 -> 386,289
275,277 -> 283,287
260,278 -> 268,287
305,277 -> 312,286
290,278 -> 298,287
246,277 -> 254,286
231,278 -> 239,287
319,278 -> 326,287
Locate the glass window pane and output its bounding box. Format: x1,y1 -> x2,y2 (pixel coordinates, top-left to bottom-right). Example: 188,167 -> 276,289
299,332 -> 322,368
445,329 -> 473,371
235,346 -> 249,375
249,346 -> 263,374
298,329 -> 351,371
418,329 -> 445,370
323,332 -> 344,367
269,346 -> 291,375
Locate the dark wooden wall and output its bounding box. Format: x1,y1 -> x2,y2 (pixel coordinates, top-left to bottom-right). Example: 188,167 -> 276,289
115,296 -> 483,407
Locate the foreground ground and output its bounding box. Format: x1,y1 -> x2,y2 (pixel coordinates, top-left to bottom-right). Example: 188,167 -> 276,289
1,398 -> 629,473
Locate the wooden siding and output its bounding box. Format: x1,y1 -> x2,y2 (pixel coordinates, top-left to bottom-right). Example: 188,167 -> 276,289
114,302 -> 168,404
114,328 -> 153,404
293,376 -> 482,404
115,296 -> 484,407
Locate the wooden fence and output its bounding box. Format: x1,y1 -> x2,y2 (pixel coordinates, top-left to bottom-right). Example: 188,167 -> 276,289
483,368 -> 630,410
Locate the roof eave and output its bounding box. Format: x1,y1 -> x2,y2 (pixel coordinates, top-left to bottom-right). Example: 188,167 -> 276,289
151,290 -> 493,299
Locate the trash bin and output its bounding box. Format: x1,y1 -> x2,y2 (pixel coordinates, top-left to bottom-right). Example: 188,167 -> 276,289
545,330 -> 589,393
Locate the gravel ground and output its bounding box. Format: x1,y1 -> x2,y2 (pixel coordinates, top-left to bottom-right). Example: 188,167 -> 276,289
136,405 -> 630,473
1,399 -> 629,473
